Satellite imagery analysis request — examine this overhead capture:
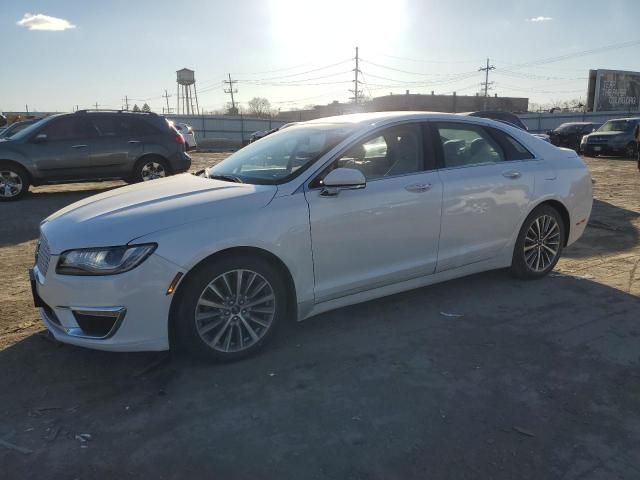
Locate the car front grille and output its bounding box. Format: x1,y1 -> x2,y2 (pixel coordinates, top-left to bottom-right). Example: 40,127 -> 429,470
36,235 -> 51,276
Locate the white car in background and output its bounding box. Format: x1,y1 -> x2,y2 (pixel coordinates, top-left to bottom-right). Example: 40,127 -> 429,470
171,121 -> 197,150
31,112 -> 592,361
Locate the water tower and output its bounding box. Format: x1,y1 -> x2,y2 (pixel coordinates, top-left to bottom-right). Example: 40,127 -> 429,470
176,68 -> 199,115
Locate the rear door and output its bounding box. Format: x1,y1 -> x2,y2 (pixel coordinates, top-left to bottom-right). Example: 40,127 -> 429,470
23,116 -> 93,181
86,114 -> 140,178
432,121 -> 536,272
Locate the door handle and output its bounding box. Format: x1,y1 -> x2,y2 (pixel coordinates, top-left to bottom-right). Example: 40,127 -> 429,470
405,183 -> 432,193
502,171 -> 522,179
128,140 -> 141,144
71,144 -> 88,149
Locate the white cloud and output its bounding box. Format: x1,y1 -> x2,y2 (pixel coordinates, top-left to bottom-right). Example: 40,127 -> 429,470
17,13 -> 76,31
527,16 -> 553,22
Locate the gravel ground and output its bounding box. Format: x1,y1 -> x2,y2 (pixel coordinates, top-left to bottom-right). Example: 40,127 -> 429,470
0,153 -> 639,479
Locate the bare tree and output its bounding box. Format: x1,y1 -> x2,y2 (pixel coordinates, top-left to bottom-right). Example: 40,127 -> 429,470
247,97 -> 272,118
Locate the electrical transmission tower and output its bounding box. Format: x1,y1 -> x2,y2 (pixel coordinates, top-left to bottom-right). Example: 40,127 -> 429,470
224,73 -> 239,114
478,58 -> 495,111
349,46 -> 363,105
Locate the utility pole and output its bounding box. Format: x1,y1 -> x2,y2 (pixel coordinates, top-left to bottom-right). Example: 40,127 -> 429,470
123,96 -> 129,111
162,90 -> 171,114
25,104 -> 29,114
478,58 -> 495,111
94,102 -> 99,110
349,46 -> 363,105
224,73 -> 238,114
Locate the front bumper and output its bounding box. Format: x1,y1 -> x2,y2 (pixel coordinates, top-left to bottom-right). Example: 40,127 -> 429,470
581,144 -> 625,156
33,253 -> 182,352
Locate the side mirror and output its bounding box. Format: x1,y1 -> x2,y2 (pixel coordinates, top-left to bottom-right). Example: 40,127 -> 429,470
320,167 -> 366,197
33,133 -> 47,143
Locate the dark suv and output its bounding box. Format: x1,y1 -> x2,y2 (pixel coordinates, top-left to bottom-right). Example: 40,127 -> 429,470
548,122 -> 600,152
580,117 -> 640,158
0,110 -> 191,200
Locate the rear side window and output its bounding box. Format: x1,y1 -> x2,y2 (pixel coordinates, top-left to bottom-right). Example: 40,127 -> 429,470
117,117 -> 159,136
91,116 -> 118,137
435,123 -> 504,168
487,127 -> 534,160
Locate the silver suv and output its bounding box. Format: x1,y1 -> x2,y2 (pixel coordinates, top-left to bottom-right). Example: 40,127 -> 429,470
0,110 -> 191,201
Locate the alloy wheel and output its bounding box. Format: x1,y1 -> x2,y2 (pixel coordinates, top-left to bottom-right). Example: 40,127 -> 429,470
194,269 -> 276,353
140,162 -> 166,181
524,215 -> 561,272
0,170 -> 23,198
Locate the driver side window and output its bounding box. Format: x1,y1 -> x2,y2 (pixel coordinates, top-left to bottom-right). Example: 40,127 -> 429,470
318,123 -> 423,184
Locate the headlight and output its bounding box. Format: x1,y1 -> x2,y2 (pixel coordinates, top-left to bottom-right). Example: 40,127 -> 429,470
56,244 -> 156,275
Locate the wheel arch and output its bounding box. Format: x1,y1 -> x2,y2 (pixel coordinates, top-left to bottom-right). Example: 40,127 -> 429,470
167,245 -> 298,347
0,159 -> 32,183
528,198 -> 571,247
133,153 -> 173,175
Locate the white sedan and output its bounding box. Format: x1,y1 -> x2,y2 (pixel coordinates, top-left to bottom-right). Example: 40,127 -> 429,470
31,112 -> 592,360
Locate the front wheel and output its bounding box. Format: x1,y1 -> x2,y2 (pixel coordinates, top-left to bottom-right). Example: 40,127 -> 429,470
0,163 -> 30,201
511,205 -> 565,280
172,255 -> 287,361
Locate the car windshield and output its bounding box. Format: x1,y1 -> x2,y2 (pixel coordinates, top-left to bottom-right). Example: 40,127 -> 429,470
9,117 -> 50,141
207,123 -> 356,185
598,120 -> 632,133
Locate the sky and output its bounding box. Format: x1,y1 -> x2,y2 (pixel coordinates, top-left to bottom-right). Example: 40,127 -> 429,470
2,0 -> 640,113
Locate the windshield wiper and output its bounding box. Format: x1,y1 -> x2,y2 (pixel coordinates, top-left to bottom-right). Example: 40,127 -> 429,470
208,173 -> 244,183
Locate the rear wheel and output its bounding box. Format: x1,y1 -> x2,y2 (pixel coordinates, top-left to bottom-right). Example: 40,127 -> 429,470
511,205 -> 565,280
131,156 -> 170,183
173,255 -> 287,361
0,163 -> 30,201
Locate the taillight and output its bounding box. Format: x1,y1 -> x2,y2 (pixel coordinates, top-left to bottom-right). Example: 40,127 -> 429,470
175,134 -> 185,144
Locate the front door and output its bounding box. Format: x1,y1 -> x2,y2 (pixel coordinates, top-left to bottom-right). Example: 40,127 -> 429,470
432,121 -> 536,271
24,116 -> 93,181
304,122 -> 443,303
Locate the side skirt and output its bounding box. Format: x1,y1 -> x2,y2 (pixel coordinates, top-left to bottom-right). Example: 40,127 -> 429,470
298,256 -> 509,321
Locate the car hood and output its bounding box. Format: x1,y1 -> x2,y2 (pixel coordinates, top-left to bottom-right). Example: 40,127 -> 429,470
586,131 -> 626,138
41,174 -> 278,253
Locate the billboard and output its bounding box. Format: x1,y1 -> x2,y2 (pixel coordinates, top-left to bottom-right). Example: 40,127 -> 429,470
587,69 -> 640,112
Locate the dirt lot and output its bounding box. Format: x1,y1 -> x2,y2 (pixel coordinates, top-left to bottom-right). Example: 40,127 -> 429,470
1,154 -> 639,479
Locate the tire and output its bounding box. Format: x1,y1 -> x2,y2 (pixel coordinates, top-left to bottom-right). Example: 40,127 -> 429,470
130,156 -> 170,183
172,255 -> 288,361
511,205 -> 565,280
0,162 -> 30,201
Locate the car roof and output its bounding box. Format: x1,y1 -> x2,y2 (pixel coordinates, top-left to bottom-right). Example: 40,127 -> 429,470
303,111 -> 510,126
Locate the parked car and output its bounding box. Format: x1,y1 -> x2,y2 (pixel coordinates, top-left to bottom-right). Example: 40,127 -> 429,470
0,118 -> 41,139
0,110 -> 191,201
249,122 -> 297,143
548,122 -> 600,152
0,114 -> 7,128
580,117 -> 640,157
31,112 -> 592,360
171,121 -> 197,151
